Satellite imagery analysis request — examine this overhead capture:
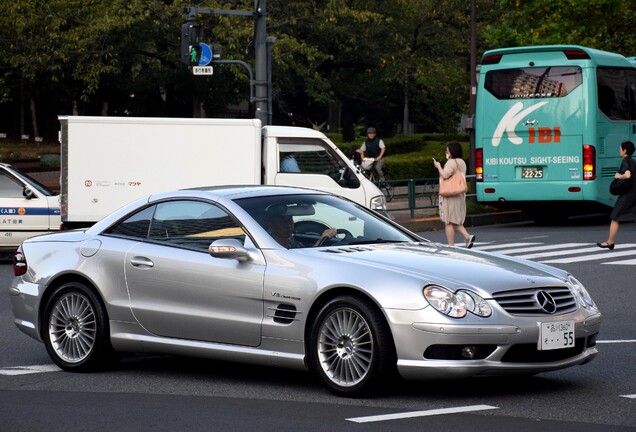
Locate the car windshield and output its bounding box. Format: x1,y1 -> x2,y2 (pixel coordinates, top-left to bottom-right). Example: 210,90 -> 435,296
7,165 -> 58,196
234,193 -> 415,248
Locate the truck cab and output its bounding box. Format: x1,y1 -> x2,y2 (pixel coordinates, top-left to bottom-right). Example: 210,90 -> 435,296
0,164 -> 60,251
262,126 -> 388,215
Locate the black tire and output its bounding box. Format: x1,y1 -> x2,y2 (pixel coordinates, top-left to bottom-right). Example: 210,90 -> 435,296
308,295 -> 396,396
42,282 -> 116,372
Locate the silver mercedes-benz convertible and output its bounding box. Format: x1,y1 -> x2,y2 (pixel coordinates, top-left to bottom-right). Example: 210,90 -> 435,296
9,186 -> 601,396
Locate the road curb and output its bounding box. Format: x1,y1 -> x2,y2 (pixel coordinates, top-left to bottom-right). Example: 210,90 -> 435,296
396,210 -> 531,232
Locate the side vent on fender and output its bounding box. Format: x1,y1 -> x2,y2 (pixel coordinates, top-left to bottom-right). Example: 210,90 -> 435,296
271,304 -> 298,324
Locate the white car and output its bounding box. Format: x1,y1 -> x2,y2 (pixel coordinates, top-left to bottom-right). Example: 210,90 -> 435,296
0,163 -> 60,251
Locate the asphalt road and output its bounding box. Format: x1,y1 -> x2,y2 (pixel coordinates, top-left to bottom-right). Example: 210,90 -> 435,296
1,219 -> 635,431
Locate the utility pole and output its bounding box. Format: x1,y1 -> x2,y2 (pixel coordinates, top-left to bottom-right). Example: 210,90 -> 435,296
253,0 -> 268,125
468,0 -> 477,199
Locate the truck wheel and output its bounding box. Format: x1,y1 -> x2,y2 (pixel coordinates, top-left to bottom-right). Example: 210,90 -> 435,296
308,295 -> 395,396
42,282 -> 116,371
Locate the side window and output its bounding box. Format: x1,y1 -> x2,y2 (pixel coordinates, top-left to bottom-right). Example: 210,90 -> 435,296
279,140 -> 345,176
0,171 -> 26,198
597,68 -> 630,120
147,200 -> 245,250
279,139 -> 360,188
107,206 -> 155,238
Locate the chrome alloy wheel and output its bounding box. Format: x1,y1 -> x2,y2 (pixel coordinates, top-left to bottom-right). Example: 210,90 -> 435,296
317,307 -> 373,387
48,292 -> 97,363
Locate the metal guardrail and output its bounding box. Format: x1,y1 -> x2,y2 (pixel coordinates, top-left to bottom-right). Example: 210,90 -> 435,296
379,175 -> 477,218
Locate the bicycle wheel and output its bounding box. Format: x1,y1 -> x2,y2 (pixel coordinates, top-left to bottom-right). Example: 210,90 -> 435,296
381,180 -> 395,202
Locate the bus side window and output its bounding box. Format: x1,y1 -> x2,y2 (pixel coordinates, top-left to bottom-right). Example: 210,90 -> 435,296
597,70 -> 630,120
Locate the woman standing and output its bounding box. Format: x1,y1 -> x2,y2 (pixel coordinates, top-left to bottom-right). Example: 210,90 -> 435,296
598,140 -> 636,249
434,142 -> 475,248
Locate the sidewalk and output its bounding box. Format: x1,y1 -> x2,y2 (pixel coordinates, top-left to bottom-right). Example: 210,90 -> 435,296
386,195 -> 531,232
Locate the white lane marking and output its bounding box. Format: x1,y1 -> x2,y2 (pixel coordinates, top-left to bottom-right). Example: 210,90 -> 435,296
490,243 -> 588,257
516,245 -> 600,260
620,394 -> 636,399
541,247 -> 636,263
346,404 -> 498,423
597,340 -> 636,344
0,364 -> 60,376
603,258 -> 636,265
475,243 -> 542,251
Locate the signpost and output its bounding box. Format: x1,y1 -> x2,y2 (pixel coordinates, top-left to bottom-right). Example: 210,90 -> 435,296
193,66 -> 214,75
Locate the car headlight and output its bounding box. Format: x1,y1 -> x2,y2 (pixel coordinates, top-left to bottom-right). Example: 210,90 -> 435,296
568,275 -> 597,310
423,285 -> 492,318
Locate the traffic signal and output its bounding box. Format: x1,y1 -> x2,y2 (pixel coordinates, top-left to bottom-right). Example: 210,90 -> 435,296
181,22 -> 201,66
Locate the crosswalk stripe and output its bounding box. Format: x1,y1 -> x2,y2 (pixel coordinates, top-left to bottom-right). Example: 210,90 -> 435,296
474,243 -> 636,265
541,247 -> 636,263
474,242 -> 542,251
603,258 -> 636,265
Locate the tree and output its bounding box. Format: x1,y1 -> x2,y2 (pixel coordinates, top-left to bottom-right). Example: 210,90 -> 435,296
481,0 -> 636,55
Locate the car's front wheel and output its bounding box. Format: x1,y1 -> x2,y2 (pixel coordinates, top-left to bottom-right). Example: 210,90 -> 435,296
42,282 -> 115,371
309,295 -> 395,396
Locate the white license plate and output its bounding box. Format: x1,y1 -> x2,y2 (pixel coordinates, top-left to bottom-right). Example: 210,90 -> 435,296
539,321 -> 575,351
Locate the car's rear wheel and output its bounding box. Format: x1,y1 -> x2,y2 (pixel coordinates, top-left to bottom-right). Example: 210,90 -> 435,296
309,295 -> 395,396
42,282 -> 115,371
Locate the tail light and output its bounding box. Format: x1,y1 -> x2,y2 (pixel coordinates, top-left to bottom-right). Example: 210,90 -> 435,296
475,148 -> 483,181
583,145 -> 596,180
482,54 -> 502,65
564,49 -> 590,60
13,246 -> 27,277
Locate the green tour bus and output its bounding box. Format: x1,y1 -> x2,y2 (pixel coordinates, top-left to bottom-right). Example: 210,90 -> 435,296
475,45 -> 636,222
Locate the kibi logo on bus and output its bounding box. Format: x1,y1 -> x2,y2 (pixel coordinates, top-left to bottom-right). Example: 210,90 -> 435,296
492,102 -> 561,147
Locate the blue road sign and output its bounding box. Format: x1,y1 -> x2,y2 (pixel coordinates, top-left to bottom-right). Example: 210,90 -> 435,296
199,43 -> 212,66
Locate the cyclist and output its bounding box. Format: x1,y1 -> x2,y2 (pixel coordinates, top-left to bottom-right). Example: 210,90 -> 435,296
359,127 -> 386,181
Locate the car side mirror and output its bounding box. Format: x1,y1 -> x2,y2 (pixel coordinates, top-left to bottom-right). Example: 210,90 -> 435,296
208,239 -> 251,262
23,187 -> 36,199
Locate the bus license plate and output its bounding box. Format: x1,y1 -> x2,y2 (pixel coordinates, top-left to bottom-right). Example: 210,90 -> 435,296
522,167 -> 543,178
539,321 -> 575,351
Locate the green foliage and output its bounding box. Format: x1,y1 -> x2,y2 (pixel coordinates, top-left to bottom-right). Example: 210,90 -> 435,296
2,0 -> 636,142
481,0 -> 636,54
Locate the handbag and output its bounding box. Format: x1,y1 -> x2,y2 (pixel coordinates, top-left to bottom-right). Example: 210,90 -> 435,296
439,160 -> 467,197
609,158 -> 634,196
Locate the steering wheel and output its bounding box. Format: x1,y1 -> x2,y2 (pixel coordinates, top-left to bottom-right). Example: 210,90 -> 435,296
317,228 -> 353,247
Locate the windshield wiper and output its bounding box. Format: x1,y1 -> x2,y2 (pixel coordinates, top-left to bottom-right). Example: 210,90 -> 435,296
346,239 -> 407,245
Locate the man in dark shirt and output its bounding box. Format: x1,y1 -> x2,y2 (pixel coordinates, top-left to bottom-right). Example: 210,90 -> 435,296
359,127 -> 386,180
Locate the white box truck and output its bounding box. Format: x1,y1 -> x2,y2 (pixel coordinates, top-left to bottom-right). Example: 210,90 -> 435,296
58,116 -> 388,229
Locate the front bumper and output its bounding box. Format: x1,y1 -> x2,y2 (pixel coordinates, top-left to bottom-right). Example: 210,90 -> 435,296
385,308 -> 602,380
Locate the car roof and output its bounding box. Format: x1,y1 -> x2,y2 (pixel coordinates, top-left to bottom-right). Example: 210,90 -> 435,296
148,185 -> 329,203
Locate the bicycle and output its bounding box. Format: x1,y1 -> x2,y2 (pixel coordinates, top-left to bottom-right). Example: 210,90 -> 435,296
359,157 -> 395,202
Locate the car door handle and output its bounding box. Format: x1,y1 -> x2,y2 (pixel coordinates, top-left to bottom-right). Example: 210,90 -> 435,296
130,256 -> 154,268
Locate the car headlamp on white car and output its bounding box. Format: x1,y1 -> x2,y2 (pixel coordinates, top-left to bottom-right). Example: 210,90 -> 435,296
567,275 -> 597,310
423,285 -> 492,318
